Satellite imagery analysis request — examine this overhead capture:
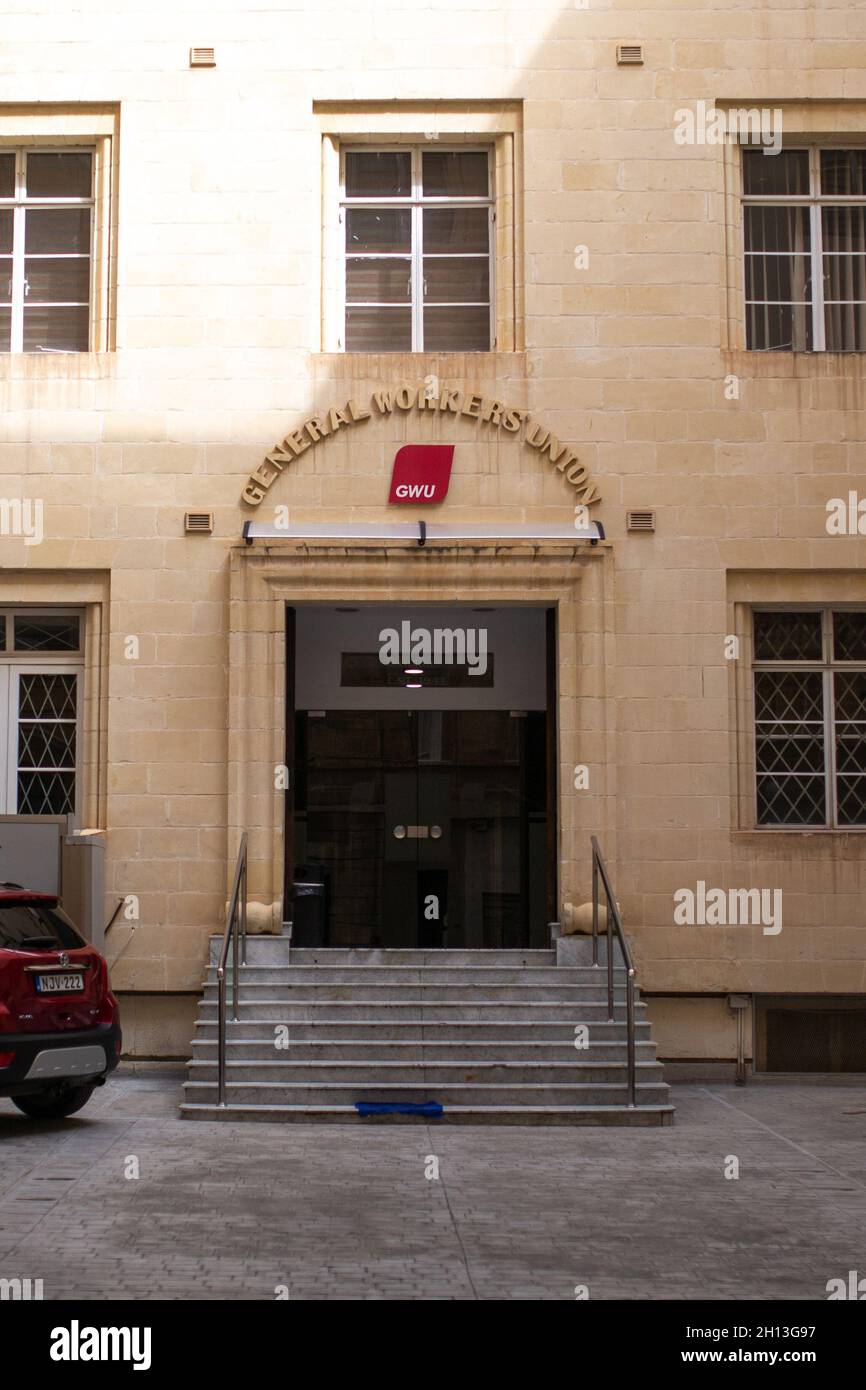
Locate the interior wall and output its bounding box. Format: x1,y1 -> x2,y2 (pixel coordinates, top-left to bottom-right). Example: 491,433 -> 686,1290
294,603 -> 548,711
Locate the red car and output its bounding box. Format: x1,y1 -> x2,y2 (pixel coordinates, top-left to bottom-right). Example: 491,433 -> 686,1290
0,887 -> 121,1119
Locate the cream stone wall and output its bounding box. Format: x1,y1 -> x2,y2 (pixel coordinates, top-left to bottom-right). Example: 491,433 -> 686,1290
113,992 -> 198,1060
644,997 -> 750,1064
0,2 -> 865,1056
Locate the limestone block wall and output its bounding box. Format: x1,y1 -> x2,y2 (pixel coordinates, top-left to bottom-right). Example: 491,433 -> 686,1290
0,2 -> 862,1053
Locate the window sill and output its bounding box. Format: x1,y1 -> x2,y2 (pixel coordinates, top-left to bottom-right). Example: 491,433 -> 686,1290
724,349 -> 866,373
0,352 -> 114,381
313,349 -> 526,373
732,827 -> 866,837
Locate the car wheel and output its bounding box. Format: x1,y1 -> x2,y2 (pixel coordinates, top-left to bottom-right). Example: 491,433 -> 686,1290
12,1083 -> 96,1120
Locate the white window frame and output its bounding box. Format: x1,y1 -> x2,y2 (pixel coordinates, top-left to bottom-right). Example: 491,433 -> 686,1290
0,608 -> 84,817
752,605 -> 866,829
338,143 -> 495,352
0,145 -> 95,354
743,145 -> 866,352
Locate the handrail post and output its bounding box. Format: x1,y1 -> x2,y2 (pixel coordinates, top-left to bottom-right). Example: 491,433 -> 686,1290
591,853 -> 599,967
626,971 -> 636,1107
216,833 -> 248,1112
232,892 -> 239,1022
241,855 -> 248,966
606,882 -> 614,1020
591,837 -> 640,1109
217,966 -> 227,1107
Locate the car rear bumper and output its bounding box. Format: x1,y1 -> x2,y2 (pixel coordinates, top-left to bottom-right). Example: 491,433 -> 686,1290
0,1022 -> 121,1096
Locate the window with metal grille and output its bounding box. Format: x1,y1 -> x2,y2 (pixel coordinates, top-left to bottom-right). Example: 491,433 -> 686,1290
743,148 -> 866,351
0,149 -> 94,353
340,146 -> 493,352
764,1005 -> 866,1072
0,610 -> 83,816
753,609 -> 866,827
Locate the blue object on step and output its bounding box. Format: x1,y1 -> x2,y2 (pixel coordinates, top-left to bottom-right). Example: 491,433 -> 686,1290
355,1100 -> 444,1117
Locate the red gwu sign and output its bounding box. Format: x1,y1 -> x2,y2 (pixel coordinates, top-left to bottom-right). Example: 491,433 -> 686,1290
388,445 -> 455,504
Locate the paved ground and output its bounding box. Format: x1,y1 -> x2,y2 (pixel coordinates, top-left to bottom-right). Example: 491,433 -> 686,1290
1,1070 -> 864,1300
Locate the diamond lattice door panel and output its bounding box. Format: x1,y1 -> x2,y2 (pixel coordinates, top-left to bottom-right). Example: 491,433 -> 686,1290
12,615 -> 80,652
16,672 -> 77,814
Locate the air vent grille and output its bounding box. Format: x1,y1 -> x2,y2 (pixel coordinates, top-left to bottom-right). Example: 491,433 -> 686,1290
189,47 -> 216,67
626,510 -> 655,533
617,44 -> 644,66
184,511 -> 214,534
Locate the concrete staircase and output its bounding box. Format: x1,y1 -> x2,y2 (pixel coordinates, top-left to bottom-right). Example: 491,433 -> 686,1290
180,936 -> 674,1126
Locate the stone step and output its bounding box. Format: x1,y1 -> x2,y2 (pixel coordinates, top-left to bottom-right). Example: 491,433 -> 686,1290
187,935 -> 667,1127
556,937 -> 626,965
190,1038 -> 658,1061
182,1079 -> 671,1106
179,1101 -> 674,1127
209,941 -> 558,968
205,965 -> 630,986
191,1019 -> 652,1042
195,1000 -> 648,1022
200,981 -> 640,1003
186,1059 -> 665,1084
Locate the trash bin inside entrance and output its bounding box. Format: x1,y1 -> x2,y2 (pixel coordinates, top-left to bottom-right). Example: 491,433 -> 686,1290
292,865 -> 328,946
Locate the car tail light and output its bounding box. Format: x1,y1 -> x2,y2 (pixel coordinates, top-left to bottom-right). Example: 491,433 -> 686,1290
95,981 -> 119,1028
0,1051 -> 15,1067
90,956 -> 109,1001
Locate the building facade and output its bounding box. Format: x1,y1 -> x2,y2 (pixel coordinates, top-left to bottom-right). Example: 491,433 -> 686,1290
2,0 -> 866,1071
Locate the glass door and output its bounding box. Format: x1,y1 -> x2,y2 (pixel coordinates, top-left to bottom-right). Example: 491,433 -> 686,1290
294,708 -> 547,948
416,710 -> 548,949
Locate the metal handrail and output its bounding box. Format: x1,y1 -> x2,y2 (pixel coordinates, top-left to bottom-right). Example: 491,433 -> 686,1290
590,837 -> 637,1108
217,833 -> 248,1107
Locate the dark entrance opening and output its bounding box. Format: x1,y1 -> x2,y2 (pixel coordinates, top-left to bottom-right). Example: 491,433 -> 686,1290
287,606 -> 555,949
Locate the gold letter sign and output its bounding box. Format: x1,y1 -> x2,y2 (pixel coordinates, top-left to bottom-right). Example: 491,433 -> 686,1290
242,382 -> 600,507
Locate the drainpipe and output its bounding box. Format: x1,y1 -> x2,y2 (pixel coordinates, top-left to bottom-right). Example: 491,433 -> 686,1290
728,994 -> 750,1085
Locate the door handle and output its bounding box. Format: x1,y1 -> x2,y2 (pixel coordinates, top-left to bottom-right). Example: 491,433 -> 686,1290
393,825 -> 430,839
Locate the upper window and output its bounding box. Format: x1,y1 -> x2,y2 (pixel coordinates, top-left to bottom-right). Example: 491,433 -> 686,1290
340,146 -> 493,352
0,149 -> 94,353
753,609 -> 866,829
743,147 -> 866,352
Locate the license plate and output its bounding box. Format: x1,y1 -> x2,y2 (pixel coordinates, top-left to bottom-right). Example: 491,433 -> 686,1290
34,972 -> 84,994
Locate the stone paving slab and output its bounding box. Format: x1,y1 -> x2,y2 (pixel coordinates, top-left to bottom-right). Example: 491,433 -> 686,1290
0,1069 -> 864,1300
